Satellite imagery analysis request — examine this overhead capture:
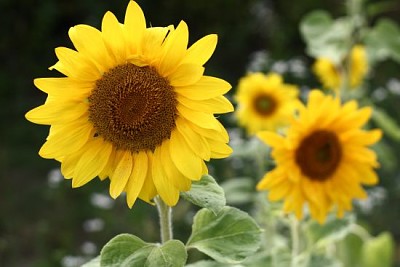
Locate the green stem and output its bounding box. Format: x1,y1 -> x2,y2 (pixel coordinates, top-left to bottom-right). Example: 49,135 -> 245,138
155,196 -> 173,243
290,215 -> 300,267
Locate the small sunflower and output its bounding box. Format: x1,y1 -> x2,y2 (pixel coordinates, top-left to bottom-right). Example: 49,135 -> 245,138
349,45 -> 368,88
256,90 -> 382,223
313,45 -> 368,90
26,1 -> 233,207
312,58 -> 341,90
234,72 -> 299,134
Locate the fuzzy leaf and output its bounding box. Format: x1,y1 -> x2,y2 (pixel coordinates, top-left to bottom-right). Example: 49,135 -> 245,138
306,215 -> 354,248
187,206 -> 262,264
82,256 -> 100,267
181,175 -> 226,215
361,232 -> 394,267
100,234 -> 187,267
100,234 -> 148,267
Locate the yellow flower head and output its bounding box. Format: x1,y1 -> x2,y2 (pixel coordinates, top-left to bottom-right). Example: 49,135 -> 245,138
234,72 -> 299,134
349,45 -> 368,88
26,1 -> 233,208
312,58 -> 341,90
313,45 -> 368,90
256,90 -> 382,223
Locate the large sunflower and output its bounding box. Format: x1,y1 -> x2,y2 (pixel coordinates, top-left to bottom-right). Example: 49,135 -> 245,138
25,1 -> 233,207
313,45 -> 368,91
256,90 -> 382,223
234,72 -> 299,134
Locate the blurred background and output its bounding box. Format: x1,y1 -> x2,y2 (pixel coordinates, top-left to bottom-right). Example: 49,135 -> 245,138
1,0 -> 400,266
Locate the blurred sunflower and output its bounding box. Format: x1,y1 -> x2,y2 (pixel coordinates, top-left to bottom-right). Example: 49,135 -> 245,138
256,90 -> 382,223
313,45 -> 368,91
234,72 -> 299,134
26,1 -> 233,207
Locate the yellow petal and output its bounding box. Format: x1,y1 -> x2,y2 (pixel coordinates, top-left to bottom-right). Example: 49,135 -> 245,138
142,26 -> 171,64
124,0 -> 146,55
257,131 -> 284,147
207,138 -> 232,159
34,77 -> 93,99
182,34 -> 217,66
159,139 -> 192,191
138,151 -> 157,204
50,47 -> 101,80
39,121 -> 93,159
177,95 -> 233,114
176,118 -> 211,160
158,21 -> 188,77
109,151 -> 133,199
184,118 -> 229,143
126,151 -> 148,208
72,138 -> 112,187
177,105 -> 220,130
101,11 -> 126,64
168,63 -> 204,86
68,24 -> 114,72
169,130 -> 203,180
152,146 -> 180,206
174,76 -> 231,100
25,101 -> 88,125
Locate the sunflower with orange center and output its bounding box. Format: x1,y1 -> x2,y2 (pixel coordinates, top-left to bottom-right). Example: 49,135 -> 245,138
313,45 -> 368,90
26,1 -> 233,207
234,72 -> 300,134
256,90 -> 382,223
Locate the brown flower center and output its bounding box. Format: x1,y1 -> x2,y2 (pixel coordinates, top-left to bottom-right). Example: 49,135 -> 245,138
295,130 -> 342,181
88,63 -> 177,152
253,93 -> 276,116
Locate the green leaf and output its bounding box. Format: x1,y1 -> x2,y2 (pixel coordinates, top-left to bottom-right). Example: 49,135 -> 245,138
337,233 -> 364,267
306,214 -> 354,248
221,177 -> 254,205
145,240 -> 187,267
365,18 -> 400,63
100,234 -> 187,267
185,260 -> 244,267
181,175 -> 226,215
186,206 -> 262,264
361,232 -> 394,267
307,254 -> 342,267
300,10 -> 352,62
300,10 -> 333,41
372,107 -> 400,141
100,234 -> 148,267
82,256 -> 100,267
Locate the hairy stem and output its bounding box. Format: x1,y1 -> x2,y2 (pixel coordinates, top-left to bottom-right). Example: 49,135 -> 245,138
155,196 -> 173,243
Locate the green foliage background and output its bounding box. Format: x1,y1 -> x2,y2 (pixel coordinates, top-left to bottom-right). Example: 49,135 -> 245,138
1,0 -> 400,266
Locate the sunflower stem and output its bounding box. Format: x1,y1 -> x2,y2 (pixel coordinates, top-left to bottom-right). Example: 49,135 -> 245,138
155,196 -> 173,243
290,215 -> 300,267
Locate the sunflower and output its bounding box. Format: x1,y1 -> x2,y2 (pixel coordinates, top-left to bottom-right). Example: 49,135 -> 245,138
256,90 -> 382,223
25,1 -> 233,208
313,45 -> 368,91
312,58 -> 341,90
234,72 -> 299,134
349,45 -> 368,88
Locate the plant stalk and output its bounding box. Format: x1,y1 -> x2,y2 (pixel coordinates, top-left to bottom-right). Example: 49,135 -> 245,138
155,196 -> 173,243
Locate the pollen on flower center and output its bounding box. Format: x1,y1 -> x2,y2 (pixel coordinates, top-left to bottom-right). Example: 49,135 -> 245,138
88,63 -> 177,152
295,130 -> 342,180
254,94 -> 276,116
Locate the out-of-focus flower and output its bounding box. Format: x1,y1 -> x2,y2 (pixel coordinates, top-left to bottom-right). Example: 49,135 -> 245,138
256,90 -> 382,223
25,1 -> 233,208
313,45 -> 368,91
234,72 -> 299,134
